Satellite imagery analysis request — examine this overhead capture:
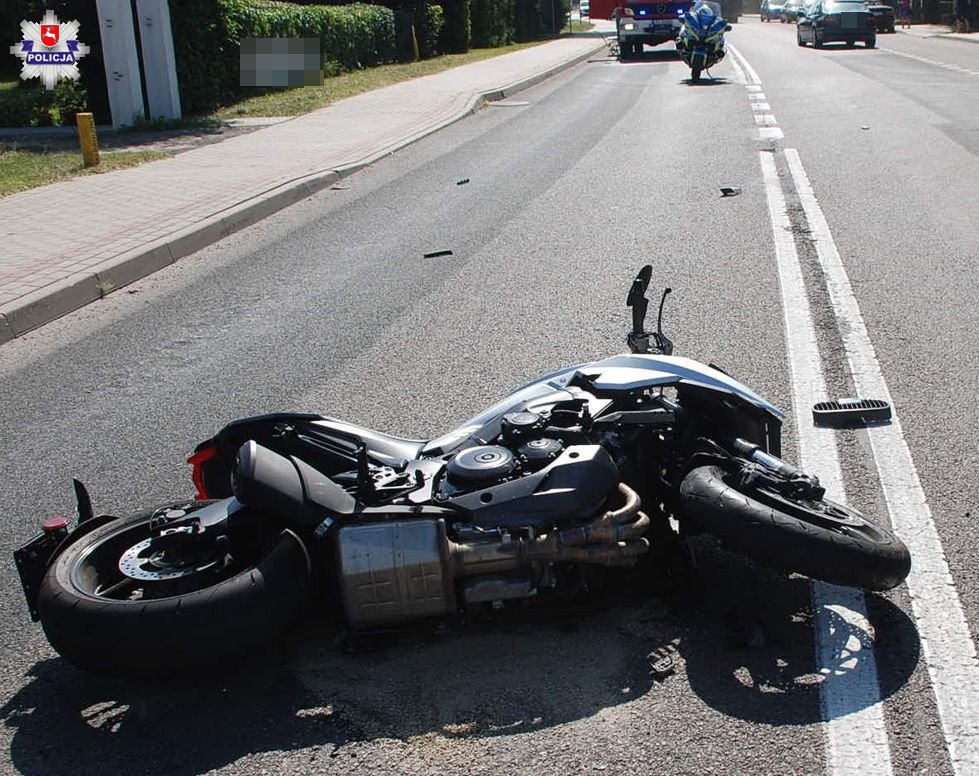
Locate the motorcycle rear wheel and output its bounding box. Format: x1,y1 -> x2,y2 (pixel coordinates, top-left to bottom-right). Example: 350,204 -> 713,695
680,465 -> 911,591
37,501 -> 313,676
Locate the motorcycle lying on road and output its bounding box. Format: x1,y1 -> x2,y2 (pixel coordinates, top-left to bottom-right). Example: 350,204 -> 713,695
15,267 -> 911,676
676,0 -> 730,82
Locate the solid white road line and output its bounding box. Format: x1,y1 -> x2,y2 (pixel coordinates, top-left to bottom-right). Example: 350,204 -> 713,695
727,44 -> 761,85
727,51 -> 748,84
786,148 -> 979,774
760,151 -> 894,776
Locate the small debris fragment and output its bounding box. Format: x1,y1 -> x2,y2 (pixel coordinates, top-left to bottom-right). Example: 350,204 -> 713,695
330,184 -> 350,190
456,178 -> 470,185
861,125 -> 870,130
720,187 -> 742,197
650,653 -> 675,680
423,250 -> 454,258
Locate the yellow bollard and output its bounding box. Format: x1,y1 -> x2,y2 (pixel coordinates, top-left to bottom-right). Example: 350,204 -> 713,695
76,112 -> 100,168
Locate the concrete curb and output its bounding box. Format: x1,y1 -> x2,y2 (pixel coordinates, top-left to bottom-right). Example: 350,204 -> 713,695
0,39 -> 605,345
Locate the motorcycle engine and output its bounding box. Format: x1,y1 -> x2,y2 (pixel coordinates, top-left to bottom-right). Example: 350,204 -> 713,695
436,412 -> 617,529
446,446 -> 517,488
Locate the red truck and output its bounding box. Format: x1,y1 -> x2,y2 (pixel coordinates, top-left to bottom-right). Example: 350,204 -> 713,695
590,0 -> 739,57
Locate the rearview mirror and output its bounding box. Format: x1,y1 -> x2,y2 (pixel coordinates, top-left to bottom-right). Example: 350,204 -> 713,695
627,265 -> 652,336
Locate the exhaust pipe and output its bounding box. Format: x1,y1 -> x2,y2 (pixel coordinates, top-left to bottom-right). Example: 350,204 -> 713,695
449,483 -> 650,574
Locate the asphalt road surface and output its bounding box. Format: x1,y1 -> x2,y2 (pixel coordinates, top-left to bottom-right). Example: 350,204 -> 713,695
2,19 -> 978,776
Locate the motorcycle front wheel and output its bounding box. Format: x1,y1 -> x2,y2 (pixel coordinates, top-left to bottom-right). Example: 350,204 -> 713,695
680,465 -> 911,591
37,501 -> 313,676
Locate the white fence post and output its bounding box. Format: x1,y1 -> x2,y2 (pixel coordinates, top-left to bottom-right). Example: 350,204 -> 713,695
95,0 -> 145,128
135,0 -> 182,121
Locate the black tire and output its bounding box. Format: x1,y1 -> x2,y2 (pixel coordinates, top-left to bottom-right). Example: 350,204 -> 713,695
798,28 -> 806,45
691,66 -> 702,81
814,29 -> 824,47
865,35 -> 876,47
680,465 -> 911,591
37,501 -> 313,676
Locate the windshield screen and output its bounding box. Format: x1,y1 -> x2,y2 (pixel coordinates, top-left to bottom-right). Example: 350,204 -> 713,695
824,1 -> 867,9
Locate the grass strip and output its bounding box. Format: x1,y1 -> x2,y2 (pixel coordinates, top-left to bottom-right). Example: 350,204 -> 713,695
0,148 -> 170,197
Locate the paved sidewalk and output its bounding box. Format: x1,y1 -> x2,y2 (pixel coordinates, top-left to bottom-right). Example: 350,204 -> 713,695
896,22 -> 979,41
0,36 -> 609,345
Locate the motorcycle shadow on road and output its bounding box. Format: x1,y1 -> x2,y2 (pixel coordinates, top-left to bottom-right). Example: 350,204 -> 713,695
678,540 -> 922,726
0,638 -> 346,776
682,76 -> 732,86
619,49 -> 682,63
0,549 -> 922,774
0,604 -> 670,774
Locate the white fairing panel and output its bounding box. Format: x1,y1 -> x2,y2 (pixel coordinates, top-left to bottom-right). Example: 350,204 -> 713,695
546,354 -> 784,419
424,352 -> 783,454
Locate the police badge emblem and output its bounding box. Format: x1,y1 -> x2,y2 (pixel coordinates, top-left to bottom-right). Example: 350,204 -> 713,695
10,10 -> 90,90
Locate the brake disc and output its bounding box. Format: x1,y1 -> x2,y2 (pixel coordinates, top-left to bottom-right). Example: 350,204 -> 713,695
118,528 -> 221,581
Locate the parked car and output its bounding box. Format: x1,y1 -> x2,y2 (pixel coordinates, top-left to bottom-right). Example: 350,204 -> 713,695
579,0 -> 591,16
797,0 -> 876,46
760,0 -> 787,20
866,2 -> 895,31
781,0 -> 803,21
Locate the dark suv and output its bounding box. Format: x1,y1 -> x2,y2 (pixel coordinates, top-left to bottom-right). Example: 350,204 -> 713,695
760,0 -> 786,20
797,0 -> 876,46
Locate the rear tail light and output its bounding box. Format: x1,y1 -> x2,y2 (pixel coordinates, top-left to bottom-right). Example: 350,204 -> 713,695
823,15 -> 839,23
187,443 -> 218,499
42,516 -> 70,537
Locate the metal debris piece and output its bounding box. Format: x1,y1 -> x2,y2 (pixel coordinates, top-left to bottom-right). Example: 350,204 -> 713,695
861,125 -> 870,130
330,184 -> 350,190
456,178 -> 470,186
812,398 -> 891,427
423,250 -> 454,259
650,653 -> 675,680
720,187 -> 742,197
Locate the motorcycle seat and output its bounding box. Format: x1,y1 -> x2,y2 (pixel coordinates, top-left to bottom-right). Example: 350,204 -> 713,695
315,418 -> 426,466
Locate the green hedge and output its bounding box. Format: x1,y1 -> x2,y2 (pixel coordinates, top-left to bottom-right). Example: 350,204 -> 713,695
469,0 -> 513,46
422,3 -> 446,57
169,0 -> 397,114
513,0 -> 540,40
437,0 -> 470,53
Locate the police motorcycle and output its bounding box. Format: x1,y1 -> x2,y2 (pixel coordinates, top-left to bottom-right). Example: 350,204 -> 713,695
14,267 -> 911,677
676,0 -> 731,81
